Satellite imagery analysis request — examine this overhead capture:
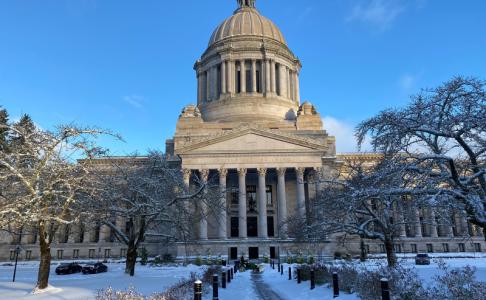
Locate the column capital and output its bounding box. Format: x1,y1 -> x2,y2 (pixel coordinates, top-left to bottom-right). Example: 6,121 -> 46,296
276,167 -> 286,177
237,168 -> 247,176
295,167 -> 305,177
182,169 -> 191,181
219,168 -> 228,179
199,169 -> 210,182
257,167 -> 267,177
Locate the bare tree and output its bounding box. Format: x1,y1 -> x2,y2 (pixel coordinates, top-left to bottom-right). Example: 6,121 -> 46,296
0,116 -> 117,290
89,152 -> 207,276
305,156 -> 432,267
357,76 -> 486,238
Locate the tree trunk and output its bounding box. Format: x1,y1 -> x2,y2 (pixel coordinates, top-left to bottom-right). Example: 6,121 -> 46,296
125,242 -> 137,276
36,222 -> 51,289
384,234 -> 397,267
360,238 -> 367,262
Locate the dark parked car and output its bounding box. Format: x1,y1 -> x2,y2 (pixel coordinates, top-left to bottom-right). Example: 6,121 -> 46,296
82,262 -> 108,274
415,253 -> 431,265
55,263 -> 82,275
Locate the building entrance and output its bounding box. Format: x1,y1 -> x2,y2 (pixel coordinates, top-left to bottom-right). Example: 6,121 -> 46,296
249,247 -> 259,260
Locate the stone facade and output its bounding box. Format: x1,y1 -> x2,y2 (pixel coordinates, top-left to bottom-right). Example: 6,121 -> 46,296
0,0 -> 484,261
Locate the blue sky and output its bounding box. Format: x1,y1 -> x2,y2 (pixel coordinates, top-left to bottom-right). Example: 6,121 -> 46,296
1,0 -> 485,154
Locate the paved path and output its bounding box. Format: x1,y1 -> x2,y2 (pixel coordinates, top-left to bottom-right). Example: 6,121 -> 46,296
251,272 -> 284,300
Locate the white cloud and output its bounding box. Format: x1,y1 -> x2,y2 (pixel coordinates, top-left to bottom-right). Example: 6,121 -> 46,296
123,95 -> 145,109
323,116 -> 372,153
347,0 -> 405,30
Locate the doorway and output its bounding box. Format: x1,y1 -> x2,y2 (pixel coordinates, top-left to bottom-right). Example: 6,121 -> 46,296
247,217 -> 258,237
230,247 -> 238,260
249,247 -> 259,260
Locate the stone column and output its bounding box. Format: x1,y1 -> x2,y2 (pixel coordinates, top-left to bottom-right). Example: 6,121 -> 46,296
295,167 -> 306,219
213,66 -> 219,100
294,71 -> 300,104
279,63 -> 286,97
396,203 -> 407,238
182,169 -> 191,191
429,209 -> 439,238
67,224 -> 78,243
257,168 -> 268,238
240,60 -> 246,93
270,60 -> 276,93
227,60 -> 234,94
218,168 -> 228,239
238,168 -> 248,238
83,225 -> 92,243
286,67 -> 291,99
414,208 -> 423,238
251,60 -> 257,93
265,60 -> 271,94
199,169 -> 209,240
116,216 -> 127,237
197,73 -> 201,103
99,224 -> 110,243
460,214 -> 469,236
277,168 -> 287,238
221,61 -> 226,95
206,69 -> 211,101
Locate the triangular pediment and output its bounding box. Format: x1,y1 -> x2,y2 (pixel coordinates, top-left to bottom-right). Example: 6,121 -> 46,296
177,128 -> 326,154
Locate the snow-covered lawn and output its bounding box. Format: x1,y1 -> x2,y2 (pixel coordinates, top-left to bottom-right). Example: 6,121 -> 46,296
1,255 -> 485,300
0,261 -> 205,299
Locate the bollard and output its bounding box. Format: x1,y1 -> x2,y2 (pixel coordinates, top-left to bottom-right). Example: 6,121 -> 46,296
288,266 -> 292,280
311,269 -> 316,289
280,265 -> 283,276
221,272 -> 226,289
278,262 -> 281,272
212,274 -> 219,300
297,268 -> 301,284
227,269 -> 231,284
194,280 -> 202,300
332,272 -> 339,298
230,268 -> 234,280
222,259 -> 227,266
381,278 -> 390,300
234,264 -> 237,274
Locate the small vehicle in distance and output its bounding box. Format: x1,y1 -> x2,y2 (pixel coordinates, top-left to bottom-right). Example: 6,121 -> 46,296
55,262 -> 83,275
82,262 -> 108,274
415,253 -> 431,265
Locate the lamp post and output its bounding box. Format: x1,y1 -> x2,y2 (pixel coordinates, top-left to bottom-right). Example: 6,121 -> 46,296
12,245 -> 21,282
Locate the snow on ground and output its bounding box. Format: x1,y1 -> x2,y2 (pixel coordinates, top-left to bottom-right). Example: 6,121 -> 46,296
1,255 -> 486,300
0,261 -> 205,300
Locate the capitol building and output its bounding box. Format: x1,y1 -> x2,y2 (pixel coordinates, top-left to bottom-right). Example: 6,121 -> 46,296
0,0 -> 484,261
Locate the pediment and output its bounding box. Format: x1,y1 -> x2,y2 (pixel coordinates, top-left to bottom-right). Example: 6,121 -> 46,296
177,128 -> 326,155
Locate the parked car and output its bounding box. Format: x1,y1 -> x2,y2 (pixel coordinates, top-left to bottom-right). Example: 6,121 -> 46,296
415,253 -> 431,265
82,262 -> 108,274
55,263 -> 82,275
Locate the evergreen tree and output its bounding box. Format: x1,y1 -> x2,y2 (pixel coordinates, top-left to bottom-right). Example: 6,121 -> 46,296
11,114 -> 35,150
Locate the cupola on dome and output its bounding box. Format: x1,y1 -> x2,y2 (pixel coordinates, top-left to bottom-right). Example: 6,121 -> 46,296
208,0 -> 286,47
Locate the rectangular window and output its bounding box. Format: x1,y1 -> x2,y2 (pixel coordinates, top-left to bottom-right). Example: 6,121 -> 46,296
275,64 -> 280,96
230,217 -> 239,238
426,244 -> 434,253
246,69 -> 251,92
120,248 -> 127,258
88,249 -> 96,259
9,250 -> 16,261
270,247 -> 276,259
57,250 -> 63,260
25,250 -> 32,260
379,244 -> 385,253
230,187 -> 239,205
474,243 -> 482,252
236,70 -> 241,93
267,216 -> 274,237
364,245 -> 370,254
73,249 -> 79,259
266,185 -> 273,206
217,65 -> 222,98
104,249 -> 111,259
410,244 -> 418,253
256,69 -> 261,93
247,217 -> 258,237
458,243 -> 466,252
230,247 -> 238,260
442,243 -> 450,253
393,244 -> 402,253
247,185 -> 257,213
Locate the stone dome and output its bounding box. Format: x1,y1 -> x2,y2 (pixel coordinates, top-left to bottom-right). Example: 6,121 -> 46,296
208,6 -> 286,47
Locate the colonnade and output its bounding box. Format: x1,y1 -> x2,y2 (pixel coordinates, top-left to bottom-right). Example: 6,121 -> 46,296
183,167 -> 308,241
197,59 -> 300,103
